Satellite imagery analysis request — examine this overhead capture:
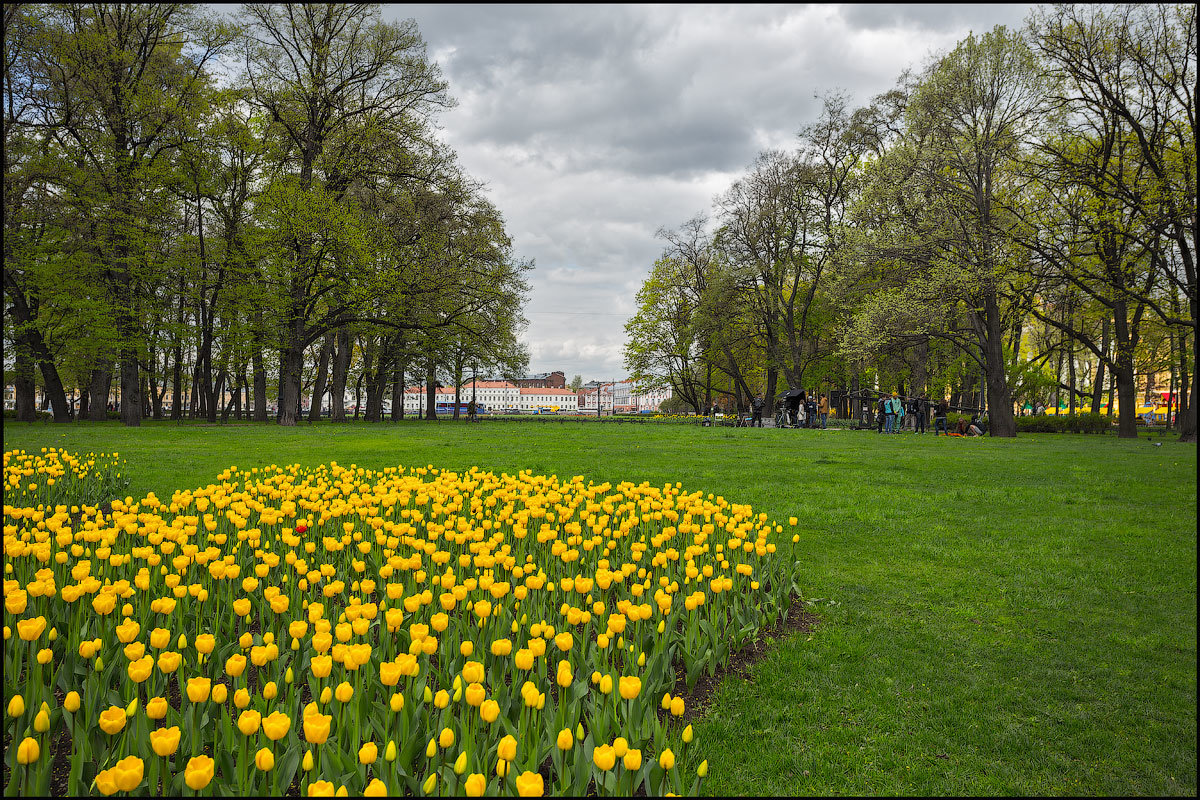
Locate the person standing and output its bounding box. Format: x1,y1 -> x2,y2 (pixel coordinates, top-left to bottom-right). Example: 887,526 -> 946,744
877,395 -> 887,433
914,393 -> 928,434
893,393 -> 905,433
934,398 -> 949,435
751,394 -> 765,428
884,392 -> 898,434
818,393 -> 829,429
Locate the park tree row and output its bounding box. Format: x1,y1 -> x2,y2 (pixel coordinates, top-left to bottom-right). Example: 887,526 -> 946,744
624,4 -> 1195,440
4,3 -> 531,427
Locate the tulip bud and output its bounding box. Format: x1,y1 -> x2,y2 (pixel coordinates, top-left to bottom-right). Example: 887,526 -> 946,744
64,692 -> 81,713
126,698 -> 138,717
34,708 -> 50,733
423,774 -> 437,794
95,656 -> 104,671
285,667 -> 294,684
682,724 -> 693,743
426,738 -> 437,758
7,695 -> 24,718
302,751 -> 314,772
385,741 -> 397,762
454,751 -> 468,774
697,759 -> 708,777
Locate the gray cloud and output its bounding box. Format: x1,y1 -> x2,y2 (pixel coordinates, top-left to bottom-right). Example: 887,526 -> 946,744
385,4 -> 1035,380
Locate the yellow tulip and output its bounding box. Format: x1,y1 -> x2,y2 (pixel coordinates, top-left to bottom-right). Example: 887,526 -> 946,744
99,706 -> 126,735
556,728 -> 573,750
146,696 -> 169,720
464,773 -> 487,796
363,778 -> 387,796
659,748 -> 675,770
225,653 -> 247,678
497,734 -> 517,762
156,651 -> 182,674
334,681 -> 353,703
150,726 -> 181,757
16,737 -> 39,765
17,616 -> 46,641
385,741 -> 397,762
303,713 -> 332,745
307,780 -> 335,796
359,741 -> 378,765
64,691 -> 81,713
423,773 -> 437,794
112,755 -> 144,792
593,744 -> 616,771
186,677 -> 211,703
480,699 -> 500,723
454,751 -> 468,774
613,738 -> 628,758
515,771 -> 544,797
682,724 -> 694,743
302,750 -> 314,772
624,748 -> 642,771
127,656 -> 153,683
697,759 -> 708,777
34,707 -> 50,732
262,711 -> 291,741
7,695 -> 24,717
619,675 -> 641,700
94,767 -> 118,796
255,747 -> 275,771
183,755 -> 215,790
237,709 -> 262,736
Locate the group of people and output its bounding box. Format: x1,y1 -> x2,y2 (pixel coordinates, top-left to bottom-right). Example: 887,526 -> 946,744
757,391 -> 829,429
874,392 -> 985,436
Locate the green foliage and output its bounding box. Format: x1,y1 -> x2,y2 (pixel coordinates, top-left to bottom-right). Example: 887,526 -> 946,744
1015,412 -> 1110,434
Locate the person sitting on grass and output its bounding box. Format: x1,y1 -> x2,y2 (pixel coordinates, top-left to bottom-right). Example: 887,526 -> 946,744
967,413 -> 985,436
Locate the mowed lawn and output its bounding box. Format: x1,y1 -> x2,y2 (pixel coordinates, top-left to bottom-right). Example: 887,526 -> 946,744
4,420 -> 1196,796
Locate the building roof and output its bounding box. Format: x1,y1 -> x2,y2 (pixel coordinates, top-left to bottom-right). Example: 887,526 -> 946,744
460,380 -> 517,389
518,387 -> 576,396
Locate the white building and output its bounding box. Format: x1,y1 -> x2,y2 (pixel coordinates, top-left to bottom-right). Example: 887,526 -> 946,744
582,380 -> 671,413
452,380 -> 579,413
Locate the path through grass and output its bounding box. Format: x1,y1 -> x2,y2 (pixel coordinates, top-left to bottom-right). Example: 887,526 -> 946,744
4,420 -> 1195,795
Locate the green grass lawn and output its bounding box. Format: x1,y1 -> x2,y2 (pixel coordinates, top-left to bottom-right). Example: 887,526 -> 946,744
4,419 -> 1196,796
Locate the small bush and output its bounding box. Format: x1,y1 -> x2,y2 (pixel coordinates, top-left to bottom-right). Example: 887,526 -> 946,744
1016,412 -> 1110,434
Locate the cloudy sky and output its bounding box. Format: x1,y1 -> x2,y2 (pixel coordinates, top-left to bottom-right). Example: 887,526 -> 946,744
385,4 -> 1033,381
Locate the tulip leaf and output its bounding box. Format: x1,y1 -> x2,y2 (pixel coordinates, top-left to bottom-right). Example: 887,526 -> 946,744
217,749 -> 236,784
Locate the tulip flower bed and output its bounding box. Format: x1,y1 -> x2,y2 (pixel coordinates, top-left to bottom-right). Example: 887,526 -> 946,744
3,448 -> 803,797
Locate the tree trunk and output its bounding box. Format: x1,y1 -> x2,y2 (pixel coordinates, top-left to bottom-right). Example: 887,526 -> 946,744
980,292 -> 1015,437
308,332 -> 333,422
1179,331 -> 1196,442
765,366 -> 778,416
424,358 -> 438,420
13,329 -> 37,422
278,338 -> 304,426
391,361 -> 404,421
452,356 -> 463,420
1090,323 -> 1108,414
88,361 -> 113,421
330,328 -> 351,422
